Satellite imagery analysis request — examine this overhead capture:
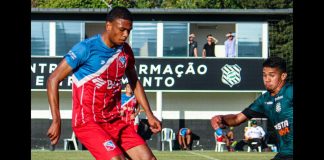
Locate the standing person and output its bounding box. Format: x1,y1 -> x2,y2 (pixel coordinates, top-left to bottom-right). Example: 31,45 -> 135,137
178,128 -> 192,150
202,34 -> 218,58
224,32 -> 236,57
121,83 -> 141,132
46,7 -> 161,160
244,120 -> 266,151
188,33 -> 198,57
210,56 -> 293,160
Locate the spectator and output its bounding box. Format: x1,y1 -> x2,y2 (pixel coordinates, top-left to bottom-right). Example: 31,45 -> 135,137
121,83 -> 141,132
245,120 -> 265,151
178,128 -> 192,150
224,32 -> 236,57
189,33 -> 198,57
225,127 -> 235,152
202,34 -> 218,58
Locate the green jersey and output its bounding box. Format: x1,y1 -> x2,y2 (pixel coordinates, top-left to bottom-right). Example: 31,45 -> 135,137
243,83 -> 293,156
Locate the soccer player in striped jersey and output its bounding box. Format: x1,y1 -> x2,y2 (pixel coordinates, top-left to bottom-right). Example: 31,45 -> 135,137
121,83 -> 140,132
47,7 -> 161,160
210,56 -> 293,160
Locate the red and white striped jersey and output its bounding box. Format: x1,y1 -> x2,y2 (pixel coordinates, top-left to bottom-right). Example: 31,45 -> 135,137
64,34 -> 135,127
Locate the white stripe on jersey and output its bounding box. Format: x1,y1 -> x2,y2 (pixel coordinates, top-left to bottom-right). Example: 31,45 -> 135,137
121,95 -> 136,108
101,93 -> 108,122
92,87 -> 97,122
81,85 -> 85,124
72,52 -> 121,87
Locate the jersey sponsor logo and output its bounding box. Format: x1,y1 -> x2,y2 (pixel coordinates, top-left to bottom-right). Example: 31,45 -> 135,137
103,140 -> 116,151
274,120 -> 289,136
67,50 -> 77,60
275,95 -> 283,101
275,102 -> 281,112
92,77 -> 106,88
107,80 -> 120,89
221,64 -> 241,87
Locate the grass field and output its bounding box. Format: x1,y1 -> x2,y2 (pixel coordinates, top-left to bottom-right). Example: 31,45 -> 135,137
31,150 -> 276,160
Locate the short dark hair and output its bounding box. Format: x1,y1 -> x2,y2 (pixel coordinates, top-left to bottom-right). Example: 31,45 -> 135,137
263,56 -> 287,73
106,6 -> 133,22
207,34 -> 213,37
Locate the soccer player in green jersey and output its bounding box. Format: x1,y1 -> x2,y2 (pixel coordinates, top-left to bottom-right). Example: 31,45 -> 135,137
211,56 -> 293,160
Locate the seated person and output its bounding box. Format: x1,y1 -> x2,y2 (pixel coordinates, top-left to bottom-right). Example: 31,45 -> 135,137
178,128 -> 192,150
214,128 -> 232,152
245,120 -> 265,151
225,127 -> 235,152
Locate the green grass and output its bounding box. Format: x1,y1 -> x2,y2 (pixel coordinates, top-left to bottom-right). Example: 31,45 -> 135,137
31,150 -> 276,160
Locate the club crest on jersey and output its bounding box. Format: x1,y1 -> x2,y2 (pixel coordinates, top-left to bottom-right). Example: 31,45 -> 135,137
119,56 -> 126,68
103,140 -> 116,151
275,102 -> 281,112
221,64 -> 241,87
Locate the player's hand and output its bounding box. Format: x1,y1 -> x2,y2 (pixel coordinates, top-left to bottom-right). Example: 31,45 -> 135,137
47,121 -> 61,145
210,115 -> 224,130
147,116 -> 162,134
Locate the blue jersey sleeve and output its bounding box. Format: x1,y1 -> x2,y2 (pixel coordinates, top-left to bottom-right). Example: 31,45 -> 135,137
64,42 -> 89,70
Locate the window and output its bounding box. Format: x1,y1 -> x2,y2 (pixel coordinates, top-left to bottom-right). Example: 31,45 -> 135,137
56,22 -> 84,56
131,23 -> 157,57
237,23 -> 263,57
163,23 -> 188,57
31,22 -> 49,56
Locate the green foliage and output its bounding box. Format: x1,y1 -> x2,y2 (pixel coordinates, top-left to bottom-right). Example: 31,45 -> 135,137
38,0 -> 106,8
37,0 -> 135,8
269,16 -> 293,83
135,0 -> 161,8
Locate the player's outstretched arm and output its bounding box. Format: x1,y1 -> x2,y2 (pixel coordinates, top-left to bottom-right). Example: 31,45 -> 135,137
210,113 -> 248,130
125,68 -> 162,134
47,59 -> 73,145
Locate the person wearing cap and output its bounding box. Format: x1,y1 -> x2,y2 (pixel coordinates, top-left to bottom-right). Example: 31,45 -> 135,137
224,32 -> 236,57
244,120 -> 265,151
189,33 -> 198,57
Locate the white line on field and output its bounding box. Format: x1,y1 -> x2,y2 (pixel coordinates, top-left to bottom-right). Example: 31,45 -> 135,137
187,151 -> 220,160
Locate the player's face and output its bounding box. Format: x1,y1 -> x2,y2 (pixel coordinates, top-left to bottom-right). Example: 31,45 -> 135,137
263,67 -> 287,95
106,18 -> 132,47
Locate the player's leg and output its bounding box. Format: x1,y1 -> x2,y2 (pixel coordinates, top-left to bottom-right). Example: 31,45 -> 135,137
178,134 -> 183,149
113,120 -> 155,160
182,136 -> 188,150
186,134 -> 192,150
73,121 -> 125,160
126,144 -> 156,160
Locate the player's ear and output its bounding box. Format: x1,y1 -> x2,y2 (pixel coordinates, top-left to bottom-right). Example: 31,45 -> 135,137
281,72 -> 287,80
106,21 -> 112,31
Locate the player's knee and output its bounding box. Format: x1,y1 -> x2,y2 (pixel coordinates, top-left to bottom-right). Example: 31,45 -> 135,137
110,155 -> 125,160
137,154 -> 156,160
